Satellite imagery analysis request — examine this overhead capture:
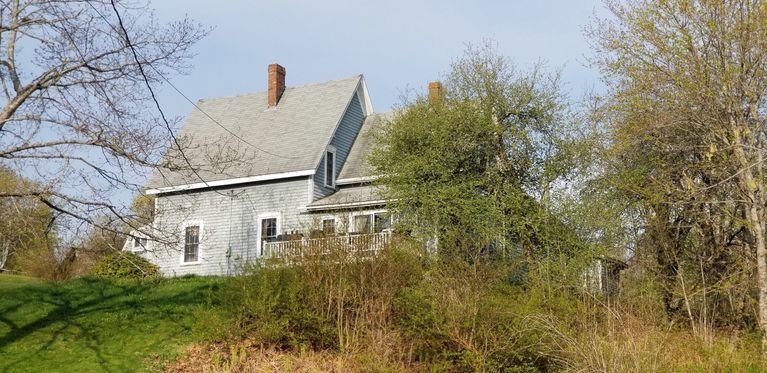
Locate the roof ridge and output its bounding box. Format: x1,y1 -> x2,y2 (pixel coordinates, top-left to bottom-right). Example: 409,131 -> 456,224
197,74 -> 362,103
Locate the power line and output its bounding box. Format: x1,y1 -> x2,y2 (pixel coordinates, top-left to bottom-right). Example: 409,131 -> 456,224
94,1 -> 295,161
146,64 -> 296,160
87,1 -> 296,190
103,0 -> 234,198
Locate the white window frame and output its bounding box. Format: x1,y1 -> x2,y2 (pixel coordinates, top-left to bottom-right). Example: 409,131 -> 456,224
180,220 -> 203,266
131,235 -> 148,252
257,212 -> 281,256
321,215 -> 339,234
349,209 -> 391,234
324,146 -> 337,188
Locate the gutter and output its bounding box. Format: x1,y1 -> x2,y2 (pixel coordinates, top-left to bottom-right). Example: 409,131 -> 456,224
336,175 -> 380,185
305,199 -> 389,212
144,169 -> 315,195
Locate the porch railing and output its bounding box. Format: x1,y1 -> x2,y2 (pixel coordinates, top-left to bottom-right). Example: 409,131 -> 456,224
262,231 -> 391,259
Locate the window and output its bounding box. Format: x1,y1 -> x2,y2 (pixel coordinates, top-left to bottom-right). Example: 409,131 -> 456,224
133,236 -> 147,251
184,226 -> 200,263
324,147 -> 336,187
322,218 -> 336,234
353,212 -> 392,234
260,217 -> 278,255
353,214 -> 372,233
374,212 -> 392,232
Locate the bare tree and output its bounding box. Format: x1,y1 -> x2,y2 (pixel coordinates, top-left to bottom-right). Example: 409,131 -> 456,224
0,0 -> 209,239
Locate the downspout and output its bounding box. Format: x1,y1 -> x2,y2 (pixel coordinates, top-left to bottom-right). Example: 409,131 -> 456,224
225,190 -> 237,276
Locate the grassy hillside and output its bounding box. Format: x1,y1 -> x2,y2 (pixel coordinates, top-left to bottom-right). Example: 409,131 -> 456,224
0,274 -> 221,372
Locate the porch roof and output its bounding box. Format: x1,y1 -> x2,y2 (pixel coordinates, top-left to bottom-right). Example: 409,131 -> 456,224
306,185 -> 387,211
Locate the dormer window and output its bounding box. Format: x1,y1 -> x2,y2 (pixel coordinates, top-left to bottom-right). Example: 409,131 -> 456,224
324,146 -> 336,188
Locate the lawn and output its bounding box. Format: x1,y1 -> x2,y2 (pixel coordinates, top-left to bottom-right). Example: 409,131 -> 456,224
0,274 -> 222,372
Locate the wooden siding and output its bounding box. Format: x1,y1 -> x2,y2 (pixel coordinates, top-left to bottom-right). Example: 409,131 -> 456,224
141,177 -> 312,276
313,92 -> 365,200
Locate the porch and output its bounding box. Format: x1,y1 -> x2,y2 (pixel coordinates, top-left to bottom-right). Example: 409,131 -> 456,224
262,231 -> 392,259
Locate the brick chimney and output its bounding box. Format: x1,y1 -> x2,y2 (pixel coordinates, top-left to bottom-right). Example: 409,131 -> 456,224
428,81 -> 443,105
268,63 -> 286,107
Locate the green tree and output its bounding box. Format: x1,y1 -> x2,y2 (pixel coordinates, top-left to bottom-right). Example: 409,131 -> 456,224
369,42 -> 589,260
588,0 -> 767,345
0,166 -> 54,273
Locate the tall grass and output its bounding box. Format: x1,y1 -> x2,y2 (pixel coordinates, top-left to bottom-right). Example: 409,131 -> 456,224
194,238 -> 765,372
534,304 -> 763,372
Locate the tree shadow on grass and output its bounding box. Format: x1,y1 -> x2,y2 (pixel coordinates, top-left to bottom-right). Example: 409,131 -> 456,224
0,276 -> 220,372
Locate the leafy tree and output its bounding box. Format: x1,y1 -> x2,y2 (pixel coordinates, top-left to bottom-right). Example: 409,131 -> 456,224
130,194 -> 155,227
588,0 -> 767,343
0,166 -> 54,272
369,41 -> 590,260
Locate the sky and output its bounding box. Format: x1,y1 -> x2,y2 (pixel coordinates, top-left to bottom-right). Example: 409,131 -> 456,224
150,0 -> 607,119
7,0 -> 611,238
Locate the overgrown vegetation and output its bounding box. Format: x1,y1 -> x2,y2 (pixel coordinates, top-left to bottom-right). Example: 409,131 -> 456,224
91,251 -> 160,279
4,0 -> 767,371
0,166 -> 56,277
203,241 -> 559,371
585,0 -> 767,345
190,2 -> 767,368
194,242 -> 765,372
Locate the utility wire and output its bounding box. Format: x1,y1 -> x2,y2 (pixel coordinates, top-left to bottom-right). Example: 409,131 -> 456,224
94,1 -> 295,161
102,0 -> 241,198
88,1 -> 296,196
92,1 -> 266,200
146,64 -> 297,160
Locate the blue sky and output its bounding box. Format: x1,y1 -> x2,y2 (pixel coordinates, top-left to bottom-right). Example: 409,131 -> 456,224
151,0 -> 606,119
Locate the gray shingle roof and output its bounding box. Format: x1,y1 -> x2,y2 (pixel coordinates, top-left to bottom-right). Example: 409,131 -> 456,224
337,111 -> 391,180
146,75 -> 363,190
307,184 -> 385,210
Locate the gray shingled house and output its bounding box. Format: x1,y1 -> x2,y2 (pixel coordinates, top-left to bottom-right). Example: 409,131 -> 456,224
125,64 -> 395,276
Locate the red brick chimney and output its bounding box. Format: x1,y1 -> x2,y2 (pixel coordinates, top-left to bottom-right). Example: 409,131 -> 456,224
268,63 -> 286,107
428,81 -> 443,105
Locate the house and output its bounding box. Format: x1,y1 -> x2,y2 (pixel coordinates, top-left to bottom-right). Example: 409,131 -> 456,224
125,64 -> 413,276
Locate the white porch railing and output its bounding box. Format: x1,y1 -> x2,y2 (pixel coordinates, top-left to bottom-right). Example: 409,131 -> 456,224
262,231 -> 391,259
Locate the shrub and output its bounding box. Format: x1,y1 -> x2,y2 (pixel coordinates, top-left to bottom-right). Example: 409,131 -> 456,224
393,258 -> 559,372
211,238 -> 423,354
537,305 -> 766,372
224,263 -> 337,350
91,251 -> 160,279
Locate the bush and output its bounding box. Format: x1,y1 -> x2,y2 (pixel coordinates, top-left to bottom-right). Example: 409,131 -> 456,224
211,238 -> 423,353
225,263 -> 337,350
91,251 -> 160,279
12,245 -> 62,280
209,242 -> 567,370
194,243 -> 767,371
393,259 -> 560,372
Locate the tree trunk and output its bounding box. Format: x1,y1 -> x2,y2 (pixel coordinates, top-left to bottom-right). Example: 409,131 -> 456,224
748,203 -> 767,352
0,244 -> 8,272
731,119 -> 767,352
651,204 -> 683,318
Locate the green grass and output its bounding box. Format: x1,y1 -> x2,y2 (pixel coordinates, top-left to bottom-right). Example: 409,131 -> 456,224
0,274 -> 222,372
